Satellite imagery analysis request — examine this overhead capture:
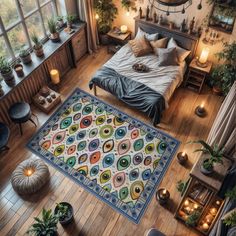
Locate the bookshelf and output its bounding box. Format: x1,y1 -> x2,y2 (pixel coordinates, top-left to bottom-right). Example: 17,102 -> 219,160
175,154 -> 232,235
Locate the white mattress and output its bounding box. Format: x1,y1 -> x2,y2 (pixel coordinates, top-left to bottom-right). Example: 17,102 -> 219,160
104,44 -> 186,107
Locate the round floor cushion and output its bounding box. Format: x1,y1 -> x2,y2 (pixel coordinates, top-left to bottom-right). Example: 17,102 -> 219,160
11,158 -> 50,195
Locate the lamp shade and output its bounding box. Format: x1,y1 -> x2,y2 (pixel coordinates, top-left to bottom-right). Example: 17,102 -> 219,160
50,69 -> 60,84
199,47 -> 209,64
120,25 -> 128,34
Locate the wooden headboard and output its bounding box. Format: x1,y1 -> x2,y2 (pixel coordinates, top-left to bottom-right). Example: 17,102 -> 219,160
134,17 -> 199,63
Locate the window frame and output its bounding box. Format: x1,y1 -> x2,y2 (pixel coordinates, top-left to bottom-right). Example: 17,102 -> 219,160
0,0 -> 58,60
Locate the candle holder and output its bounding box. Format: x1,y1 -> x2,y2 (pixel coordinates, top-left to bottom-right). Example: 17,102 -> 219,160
177,152 -> 188,165
196,60 -> 208,68
195,105 -> 206,117
156,188 -> 170,205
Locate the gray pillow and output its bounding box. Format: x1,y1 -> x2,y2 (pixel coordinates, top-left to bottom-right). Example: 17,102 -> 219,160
157,47 -> 179,66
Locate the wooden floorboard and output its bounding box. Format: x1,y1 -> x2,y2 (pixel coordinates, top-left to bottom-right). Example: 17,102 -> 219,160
0,47 -> 223,236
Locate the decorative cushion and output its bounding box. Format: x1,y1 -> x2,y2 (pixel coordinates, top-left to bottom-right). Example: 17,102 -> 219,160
157,48 -> 179,66
167,38 -> 191,62
135,28 -> 159,41
151,37 -> 168,53
129,36 -> 153,57
11,158 -> 50,195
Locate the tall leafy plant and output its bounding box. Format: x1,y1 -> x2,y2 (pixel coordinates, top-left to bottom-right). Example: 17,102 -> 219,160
210,41 -> 236,95
94,0 -> 118,34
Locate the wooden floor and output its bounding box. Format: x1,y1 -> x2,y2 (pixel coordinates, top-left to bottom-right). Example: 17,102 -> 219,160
0,47 -> 223,236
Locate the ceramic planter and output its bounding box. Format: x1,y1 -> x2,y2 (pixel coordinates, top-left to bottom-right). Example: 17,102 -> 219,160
14,63 -> 24,77
67,22 -> 72,29
57,20 -> 64,28
54,202 -> 73,226
50,32 -> 60,42
200,159 -> 213,175
20,54 -> 32,65
33,45 -> 44,57
0,69 -> 14,82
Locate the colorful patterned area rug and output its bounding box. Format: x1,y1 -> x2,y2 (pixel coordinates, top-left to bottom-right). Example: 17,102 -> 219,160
27,88 -> 180,224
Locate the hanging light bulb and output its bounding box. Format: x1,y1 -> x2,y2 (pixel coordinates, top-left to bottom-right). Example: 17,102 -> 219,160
197,0 -> 202,10
182,5 -> 185,14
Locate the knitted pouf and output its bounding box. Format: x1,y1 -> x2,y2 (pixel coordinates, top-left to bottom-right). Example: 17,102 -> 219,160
11,158 -> 50,194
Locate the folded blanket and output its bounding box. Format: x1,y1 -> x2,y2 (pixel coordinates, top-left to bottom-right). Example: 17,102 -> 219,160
89,66 -> 165,125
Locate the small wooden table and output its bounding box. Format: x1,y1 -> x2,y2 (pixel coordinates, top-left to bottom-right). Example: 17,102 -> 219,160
185,59 -> 213,93
107,30 -> 131,54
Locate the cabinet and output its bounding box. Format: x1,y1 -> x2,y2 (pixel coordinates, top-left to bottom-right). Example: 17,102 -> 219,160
72,27 -> 87,62
175,154 -> 232,235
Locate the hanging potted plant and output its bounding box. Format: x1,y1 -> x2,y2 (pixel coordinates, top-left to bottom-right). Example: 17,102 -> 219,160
66,15 -> 76,29
54,202 -> 74,225
19,48 -> 32,65
190,140 -> 224,175
94,0 -> 118,45
27,208 -> 59,236
0,56 -> 14,83
48,18 -> 60,42
209,41 -> 236,96
31,32 -> 44,57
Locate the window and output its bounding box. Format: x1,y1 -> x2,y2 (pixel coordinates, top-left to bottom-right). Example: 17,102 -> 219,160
0,0 -> 57,60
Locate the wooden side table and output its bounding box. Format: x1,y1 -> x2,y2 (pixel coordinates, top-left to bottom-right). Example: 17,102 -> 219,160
175,154 -> 232,235
107,30 -> 131,54
185,59 -> 213,93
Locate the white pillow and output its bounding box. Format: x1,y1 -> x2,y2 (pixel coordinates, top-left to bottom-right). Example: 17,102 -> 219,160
135,28 -> 159,41
167,38 -> 191,62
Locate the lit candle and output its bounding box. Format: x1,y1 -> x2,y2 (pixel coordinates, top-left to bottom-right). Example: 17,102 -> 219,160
156,188 -> 170,205
193,203 -> 198,209
95,14 -> 99,20
205,214 -> 214,223
199,47 -> 209,64
177,151 -> 188,165
50,69 -> 60,84
202,223 -> 209,231
120,25 -> 128,34
216,200 -> 221,206
210,208 -> 217,216
25,168 -> 34,177
200,102 -> 205,109
184,199 -> 189,206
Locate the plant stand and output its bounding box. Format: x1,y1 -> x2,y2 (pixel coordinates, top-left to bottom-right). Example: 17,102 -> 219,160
175,154 -> 232,235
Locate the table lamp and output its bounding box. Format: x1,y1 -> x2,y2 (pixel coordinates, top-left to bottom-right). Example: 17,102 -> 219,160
197,47 -> 210,68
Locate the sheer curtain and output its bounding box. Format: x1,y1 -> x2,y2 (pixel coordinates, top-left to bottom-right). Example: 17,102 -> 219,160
77,0 -> 99,54
207,81 -> 236,160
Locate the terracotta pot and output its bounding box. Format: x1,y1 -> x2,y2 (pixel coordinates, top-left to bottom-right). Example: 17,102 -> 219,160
14,64 -> 24,77
20,54 -> 32,65
33,46 -> 44,57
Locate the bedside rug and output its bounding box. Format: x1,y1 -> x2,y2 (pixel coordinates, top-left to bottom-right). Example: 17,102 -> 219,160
27,88 -> 180,224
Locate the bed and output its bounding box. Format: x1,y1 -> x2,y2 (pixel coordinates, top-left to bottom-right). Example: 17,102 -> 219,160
89,18 -> 199,125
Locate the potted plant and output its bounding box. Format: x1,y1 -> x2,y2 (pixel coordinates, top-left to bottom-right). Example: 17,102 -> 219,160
56,16 -> 64,29
94,0 -> 118,45
48,18 -> 60,42
190,140 -> 224,175
66,15 -> 76,29
31,32 -> 44,57
27,208 -> 59,236
54,202 -> 73,225
13,63 -> 24,77
0,56 -> 14,83
19,48 -> 32,64
209,41 -> 236,96
176,179 -> 190,197
186,210 -> 201,227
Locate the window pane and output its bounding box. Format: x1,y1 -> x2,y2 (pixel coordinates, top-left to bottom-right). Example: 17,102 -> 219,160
0,37 -> 10,59
0,0 -> 19,28
39,0 -> 50,6
41,3 -> 56,29
8,24 -> 28,55
19,0 -> 37,16
26,13 -> 44,40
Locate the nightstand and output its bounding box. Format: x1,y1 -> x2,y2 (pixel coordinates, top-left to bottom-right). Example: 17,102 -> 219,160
185,59 -> 213,93
107,30 -> 131,54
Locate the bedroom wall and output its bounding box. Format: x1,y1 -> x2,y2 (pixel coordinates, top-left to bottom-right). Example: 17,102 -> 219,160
113,0 -> 236,63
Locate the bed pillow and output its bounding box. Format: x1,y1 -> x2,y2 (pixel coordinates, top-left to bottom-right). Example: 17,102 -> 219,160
157,47 -> 179,66
167,38 -> 191,62
129,36 -> 153,57
151,37 -> 168,52
135,28 -> 159,41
